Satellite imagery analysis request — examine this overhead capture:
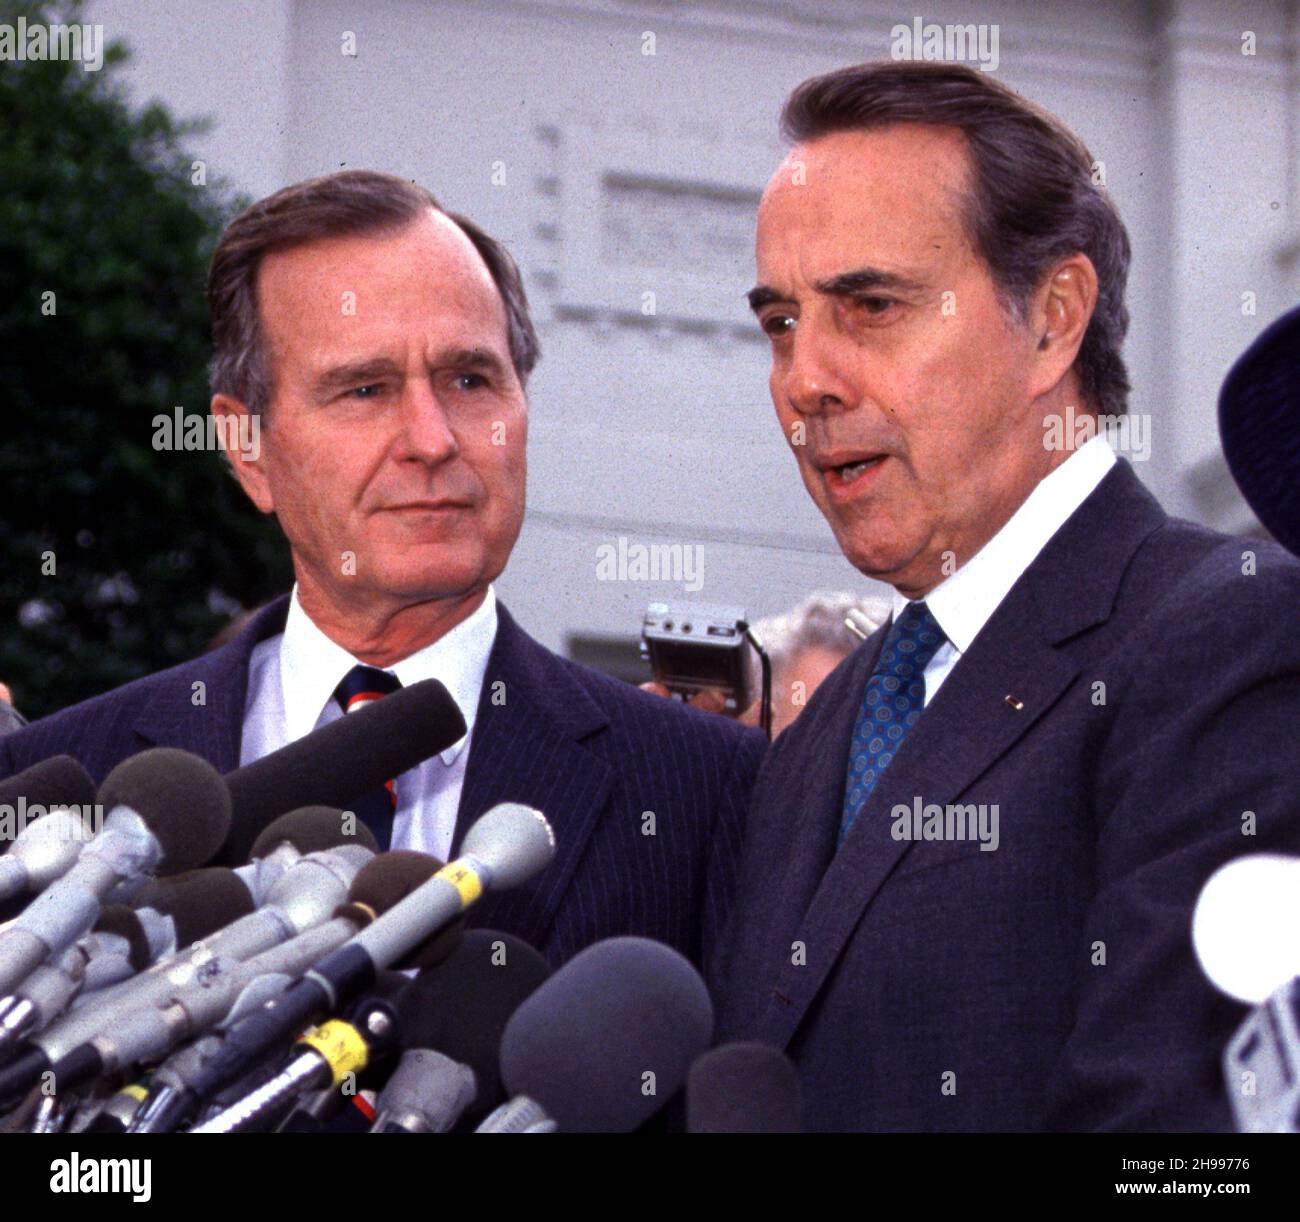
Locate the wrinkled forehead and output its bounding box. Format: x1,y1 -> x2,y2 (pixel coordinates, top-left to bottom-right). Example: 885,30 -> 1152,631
756,127 -> 975,279
262,211 -> 497,308
256,211 -> 508,348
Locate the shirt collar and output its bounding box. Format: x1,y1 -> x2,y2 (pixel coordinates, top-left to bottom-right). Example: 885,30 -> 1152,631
280,585 -> 499,766
891,435 -> 1117,652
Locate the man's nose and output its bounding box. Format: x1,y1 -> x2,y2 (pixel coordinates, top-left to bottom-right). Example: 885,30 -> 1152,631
395,382 -> 460,464
781,323 -> 859,418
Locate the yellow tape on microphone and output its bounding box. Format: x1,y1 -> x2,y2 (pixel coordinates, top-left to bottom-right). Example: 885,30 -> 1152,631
298,1020 -> 371,1086
435,860 -> 484,908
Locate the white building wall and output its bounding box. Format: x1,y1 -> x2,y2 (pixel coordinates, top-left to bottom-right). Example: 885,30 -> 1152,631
88,0 -> 1300,655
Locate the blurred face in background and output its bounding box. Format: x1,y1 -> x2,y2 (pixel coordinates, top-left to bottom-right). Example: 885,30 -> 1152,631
218,209 -> 527,633
741,644 -> 848,737
752,125 -> 1083,598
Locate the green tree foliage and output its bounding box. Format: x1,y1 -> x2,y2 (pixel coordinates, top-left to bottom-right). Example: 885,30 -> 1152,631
0,0 -> 291,718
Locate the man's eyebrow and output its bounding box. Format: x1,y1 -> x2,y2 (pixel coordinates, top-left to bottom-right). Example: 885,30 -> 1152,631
746,284 -> 784,313
746,268 -> 926,314
440,346 -> 509,376
815,267 -> 926,297
311,357 -> 404,396
310,347 -> 510,396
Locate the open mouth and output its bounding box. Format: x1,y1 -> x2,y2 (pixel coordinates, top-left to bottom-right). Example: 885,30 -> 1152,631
825,455 -> 887,491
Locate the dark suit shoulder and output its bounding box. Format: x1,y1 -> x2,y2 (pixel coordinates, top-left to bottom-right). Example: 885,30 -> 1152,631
18,651 -> 211,731
1119,517 -> 1300,656
2,661 -> 174,778
0,633 -> 252,782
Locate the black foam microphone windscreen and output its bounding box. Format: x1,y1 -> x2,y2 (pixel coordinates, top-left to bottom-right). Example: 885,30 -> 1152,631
1219,301 -> 1300,557
341,850 -> 440,915
131,867 -> 258,946
221,678 -> 465,863
686,1041 -> 801,1133
0,755 -> 96,814
91,906 -> 156,974
249,805 -> 379,859
97,748 -> 231,872
499,936 -> 714,1132
342,850 -> 463,973
396,928 -> 552,1124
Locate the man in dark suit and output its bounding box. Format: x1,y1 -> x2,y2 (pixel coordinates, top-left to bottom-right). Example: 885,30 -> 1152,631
716,62 -> 1300,1130
0,170 -> 765,972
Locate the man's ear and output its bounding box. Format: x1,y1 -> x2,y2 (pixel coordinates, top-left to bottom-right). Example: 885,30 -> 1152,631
211,393 -> 274,514
1026,253 -> 1098,402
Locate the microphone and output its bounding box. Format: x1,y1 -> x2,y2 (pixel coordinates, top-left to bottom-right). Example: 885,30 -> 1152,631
480,936 -> 714,1133
124,869 -> 261,964
266,971 -> 437,1134
77,1082 -> 152,1135
0,847 -> 279,1051
15,827 -> 384,1125
0,868 -> 252,1048
1192,852 -> 1300,1005
369,1051 -> 477,1135
220,678 -> 465,863
0,903 -> 172,1050
381,928 -> 553,1129
0,748 -> 230,997
245,805 -> 379,872
125,852 -> 444,1133
204,928 -> 551,1134
175,803 -> 555,1111
192,992 -> 404,1133
19,840 -> 375,1070
686,1042 -> 801,1132
185,865 -> 448,1134
81,904 -> 170,993
0,756 -> 99,902
1192,853 -> 1300,1133
121,805 -> 377,964
1223,977 -> 1300,1132
17,851 -> 442,1108
4,806 -> 378,1042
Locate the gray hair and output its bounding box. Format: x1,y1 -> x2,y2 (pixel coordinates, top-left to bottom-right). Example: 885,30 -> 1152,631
749,590 -> 889,691
207,170 -> 539,420
781,61 -> 1131,416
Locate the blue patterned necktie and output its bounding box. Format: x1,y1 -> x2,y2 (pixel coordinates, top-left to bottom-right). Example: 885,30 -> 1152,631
333,664 -> 403,850
839,601 -> 947,848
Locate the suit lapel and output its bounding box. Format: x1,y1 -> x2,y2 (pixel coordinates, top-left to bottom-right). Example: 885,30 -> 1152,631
775,630 -> 885,932
754,461 -> 1167,1049
125,594 -> 614,953
454,605 -> 613,951
129,596 -> 291,774
755,597 -> 1080,1048
715,629 -> 881,1037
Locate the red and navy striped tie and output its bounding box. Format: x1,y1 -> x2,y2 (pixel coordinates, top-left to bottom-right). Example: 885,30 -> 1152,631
332,664 -> 403,850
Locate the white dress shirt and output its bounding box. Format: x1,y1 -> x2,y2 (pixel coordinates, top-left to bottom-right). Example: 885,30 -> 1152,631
240,586 -> 498,862
892,436 -> 1118,706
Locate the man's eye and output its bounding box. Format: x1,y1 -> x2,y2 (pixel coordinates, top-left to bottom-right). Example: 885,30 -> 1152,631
854,296 -> 895,316
348,384 -> 383,399
455,373 -> 489,391
761,314 -> 796,338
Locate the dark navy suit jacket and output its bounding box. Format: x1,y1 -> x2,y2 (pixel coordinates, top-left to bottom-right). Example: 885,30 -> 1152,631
715,462 -> 1300,1131
0,599 -> 767,972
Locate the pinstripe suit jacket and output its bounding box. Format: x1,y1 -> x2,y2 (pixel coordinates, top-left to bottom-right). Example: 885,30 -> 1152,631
0,598 -> 767,971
